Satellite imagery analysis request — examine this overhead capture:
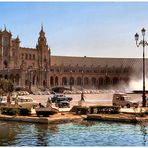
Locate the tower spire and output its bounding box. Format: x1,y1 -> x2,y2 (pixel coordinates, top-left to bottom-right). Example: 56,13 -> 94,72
41,24 -> 43,31
4,24 -> 7,31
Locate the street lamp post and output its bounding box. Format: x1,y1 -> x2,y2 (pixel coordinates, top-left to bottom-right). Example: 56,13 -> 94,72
135,28 -> 148,107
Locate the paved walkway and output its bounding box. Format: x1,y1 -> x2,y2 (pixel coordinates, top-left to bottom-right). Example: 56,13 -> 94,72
120,107 -> 148,113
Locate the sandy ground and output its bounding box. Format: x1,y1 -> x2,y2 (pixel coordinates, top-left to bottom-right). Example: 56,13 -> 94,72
28,92 -> 145,108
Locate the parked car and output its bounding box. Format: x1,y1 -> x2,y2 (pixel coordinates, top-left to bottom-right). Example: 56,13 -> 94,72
55,100 -> 70,108
51,94 -> 73,103
0,96 -> 7,106
112,93 -> 139,108
12,96 -> 39,108
0,96 -> 38,109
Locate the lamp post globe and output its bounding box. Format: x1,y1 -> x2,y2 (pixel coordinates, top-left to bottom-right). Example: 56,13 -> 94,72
141,28 -> 146,36
135,33 -> 139,42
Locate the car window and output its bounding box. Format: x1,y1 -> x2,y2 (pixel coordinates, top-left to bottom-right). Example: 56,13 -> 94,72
116,97 -> 119,100
124,97 -> 131,100
1,97 -> 7,101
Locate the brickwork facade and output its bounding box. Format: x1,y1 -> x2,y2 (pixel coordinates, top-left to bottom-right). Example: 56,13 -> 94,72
0,26 -> 146,90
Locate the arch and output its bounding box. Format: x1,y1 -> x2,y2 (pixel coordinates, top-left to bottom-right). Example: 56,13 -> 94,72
70,77 -> 75,85
77,77 -> 82,86
43,80 -> 46,87
36,76 -> 39,85
4,75 -> 8,79
25,80 -> 28,86
3,60 -> 8,68
84,77 -> 89,85
98,77 -> 103,86
50,76 -> 54,86
32,75 -> 36,85
15,74 -> 20,85
113,77 -> 119,85
92,77 -> 96,86
55,76 -> 58,86
105,76 -> 111,86
62,77 -> 67,85
9,74 -> 14,83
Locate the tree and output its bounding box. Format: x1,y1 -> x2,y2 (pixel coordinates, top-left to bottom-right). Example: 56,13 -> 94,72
0,79 -> 14,96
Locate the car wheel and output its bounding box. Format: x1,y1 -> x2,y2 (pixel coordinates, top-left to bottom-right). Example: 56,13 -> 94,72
126,104 -> 130,108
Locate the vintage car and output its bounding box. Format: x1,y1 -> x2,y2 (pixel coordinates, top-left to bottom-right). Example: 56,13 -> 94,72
0,96 -> 7,106
112,93 -> 139,108
0,96 -> 38,109
12,96 -> 38,108
51,94 -> 73,103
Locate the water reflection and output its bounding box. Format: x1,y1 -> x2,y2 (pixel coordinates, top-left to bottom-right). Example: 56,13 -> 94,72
34,124 -> 59,146
0,123 -> 17,146
139,122 -> 148,146
35,124 -> 49,146
74,120 -> 96,127
48,124 -> 59,134
0,120 -> 148,146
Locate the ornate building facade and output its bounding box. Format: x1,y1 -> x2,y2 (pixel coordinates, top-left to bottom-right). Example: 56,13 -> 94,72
0,26 -> 146,90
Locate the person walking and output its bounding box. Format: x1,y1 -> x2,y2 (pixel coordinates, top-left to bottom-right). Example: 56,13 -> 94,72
7,93 -> 11,106
81,92 -> 85,102
15,94 -> 19,105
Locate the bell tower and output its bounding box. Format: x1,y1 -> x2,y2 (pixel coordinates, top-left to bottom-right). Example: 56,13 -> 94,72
36,25 -> 51,88
0,26 -> 12,69
36,25 -> 51,69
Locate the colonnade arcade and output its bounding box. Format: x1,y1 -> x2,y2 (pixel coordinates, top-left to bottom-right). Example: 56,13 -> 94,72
49,75 -> 129,89
0,64 -> 132,90
48,65 -> 131,89
0,72 -> 20,86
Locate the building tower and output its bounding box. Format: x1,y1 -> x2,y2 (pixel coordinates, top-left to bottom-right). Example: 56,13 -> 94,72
36,25 -> 51,87
0,27 -> 12,70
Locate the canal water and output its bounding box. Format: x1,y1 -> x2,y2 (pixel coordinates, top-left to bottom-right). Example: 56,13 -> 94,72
0,120 -> 148,146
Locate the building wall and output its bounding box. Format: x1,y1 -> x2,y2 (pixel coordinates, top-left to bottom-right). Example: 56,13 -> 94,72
0,26 -> 145,90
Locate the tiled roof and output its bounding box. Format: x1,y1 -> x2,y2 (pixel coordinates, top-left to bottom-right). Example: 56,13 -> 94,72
51,55 -> 145,68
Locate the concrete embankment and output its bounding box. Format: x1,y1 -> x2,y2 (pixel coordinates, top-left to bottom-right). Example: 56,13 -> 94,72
86,113 -> 148,123
0,113 -> 83,124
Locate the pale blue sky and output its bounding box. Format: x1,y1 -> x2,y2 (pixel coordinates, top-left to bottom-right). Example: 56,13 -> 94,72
0,2 -> 148,58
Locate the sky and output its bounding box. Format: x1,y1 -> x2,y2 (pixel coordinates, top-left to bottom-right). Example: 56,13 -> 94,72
1,2 -> 148,58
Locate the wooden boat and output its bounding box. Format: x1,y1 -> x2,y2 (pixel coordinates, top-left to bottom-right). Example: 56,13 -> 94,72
35,106 -> 59,117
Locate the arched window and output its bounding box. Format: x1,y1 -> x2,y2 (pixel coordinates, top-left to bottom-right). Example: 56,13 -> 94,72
9,74 -> 14,82
84,77 -> 89,85
113,77 -> 119,85
92,77 -> 96,86
50,76 -> 54,86
106,76 -> 110,86
77,77 -> 82,86
15,74 -> 20,85
4,75 -> 8,79
55,76 -> 58,86
99,77 -> 103,86
32,75 -> 36,85
70,77 -> 75,85
62,77 -> 67,85
36,76 -> 39,85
